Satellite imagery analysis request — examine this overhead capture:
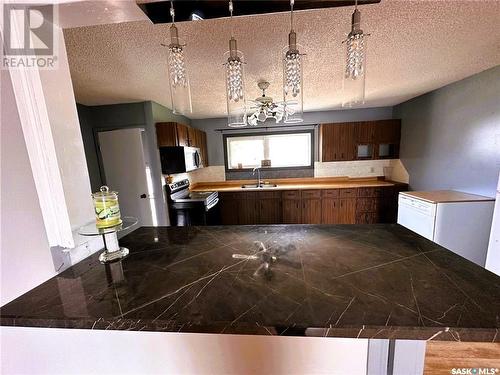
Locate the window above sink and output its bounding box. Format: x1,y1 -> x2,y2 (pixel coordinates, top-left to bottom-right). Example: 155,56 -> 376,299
224,130 -> 314,171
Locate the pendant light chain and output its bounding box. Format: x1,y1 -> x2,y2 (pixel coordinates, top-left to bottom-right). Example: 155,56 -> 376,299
229,1 -> 234,38
170,1 -> 175,23
225,0 -> 247,126
165,0 -> 192,114
290,0 -> 294,32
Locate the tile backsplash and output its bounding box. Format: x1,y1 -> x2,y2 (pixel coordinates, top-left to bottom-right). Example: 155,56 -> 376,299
169,160 -> 409,185
314,159 -> 409,183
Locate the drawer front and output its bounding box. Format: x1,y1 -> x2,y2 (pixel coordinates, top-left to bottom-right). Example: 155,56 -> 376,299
339,188 -> 357,198
219,192 -> 243,200
258,191 -> 281,199
301,190 -> 321,199
356,212 -> 378,224
358,187 -> 384,197
322,189 -> 339,198
356,198 -> 379,213
244,192 -> 259,200
282,190 -> 301,200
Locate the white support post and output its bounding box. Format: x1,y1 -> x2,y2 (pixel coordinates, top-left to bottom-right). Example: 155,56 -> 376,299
1,7 -> 74,248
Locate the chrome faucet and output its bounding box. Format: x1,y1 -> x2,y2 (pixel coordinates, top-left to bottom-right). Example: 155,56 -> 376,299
253,167 -> 262,187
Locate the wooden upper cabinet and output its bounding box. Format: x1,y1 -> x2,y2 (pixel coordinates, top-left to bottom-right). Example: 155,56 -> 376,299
320,123 -> 355,162
375,119 -> 401,144
176,123 -> 190,146
355,121 -> 376,143
155,122 -> 178,147
199,131 -> 208,167
321,120 -> 401,162
155,122 -> 209,166
320,123 -> 336,161
374,119 -> 401,159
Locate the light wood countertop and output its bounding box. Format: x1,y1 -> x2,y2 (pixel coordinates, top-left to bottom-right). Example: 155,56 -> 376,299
400,190 -> 494,203
191,177 -> 405,192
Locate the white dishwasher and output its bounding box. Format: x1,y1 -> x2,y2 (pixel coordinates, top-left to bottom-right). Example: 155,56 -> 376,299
397,190 -> 495,267
397,195 -> 436,240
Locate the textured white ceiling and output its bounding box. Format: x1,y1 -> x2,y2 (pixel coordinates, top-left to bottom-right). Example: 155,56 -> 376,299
64,0 -> 500,119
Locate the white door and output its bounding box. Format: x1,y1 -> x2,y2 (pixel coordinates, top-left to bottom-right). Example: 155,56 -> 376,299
98,128 -> 156,227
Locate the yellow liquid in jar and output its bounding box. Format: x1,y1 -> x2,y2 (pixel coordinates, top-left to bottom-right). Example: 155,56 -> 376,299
94,199 -> 121,228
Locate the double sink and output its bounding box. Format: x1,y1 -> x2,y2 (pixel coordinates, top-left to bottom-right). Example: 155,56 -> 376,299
241,183 -> 278,189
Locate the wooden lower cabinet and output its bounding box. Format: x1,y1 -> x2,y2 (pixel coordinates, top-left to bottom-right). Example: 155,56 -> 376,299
257,191 -> 281,224
282,190 -> 302,224
321,198 -> 339,224
219,193 -> 240,225
238,194 -> 259,225
217,185 -> 406,225
338,198 -> 356,224
302,198 -> 322,224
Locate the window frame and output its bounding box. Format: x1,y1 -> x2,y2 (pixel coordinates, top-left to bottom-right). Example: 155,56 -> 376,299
223,129 -> 315,172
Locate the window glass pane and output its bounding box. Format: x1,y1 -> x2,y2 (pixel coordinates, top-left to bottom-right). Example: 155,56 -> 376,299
268,133 -> 311,167
227,137 -> 264,169
226,132 -> 312,169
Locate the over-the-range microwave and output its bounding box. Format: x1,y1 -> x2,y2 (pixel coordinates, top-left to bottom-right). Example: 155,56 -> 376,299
159,146 -> 203,174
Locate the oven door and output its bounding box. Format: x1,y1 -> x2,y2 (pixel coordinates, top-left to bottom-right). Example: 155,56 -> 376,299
184,147 -> 202,172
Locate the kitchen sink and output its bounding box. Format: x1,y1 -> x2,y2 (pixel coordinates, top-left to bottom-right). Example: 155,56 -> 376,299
241,183 -> 278,189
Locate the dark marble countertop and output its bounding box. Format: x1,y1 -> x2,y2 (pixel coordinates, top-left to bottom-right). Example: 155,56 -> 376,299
2,225 -> 499,342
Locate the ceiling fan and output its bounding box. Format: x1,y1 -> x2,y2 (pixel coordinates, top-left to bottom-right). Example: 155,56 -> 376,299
247,81 -> 296,126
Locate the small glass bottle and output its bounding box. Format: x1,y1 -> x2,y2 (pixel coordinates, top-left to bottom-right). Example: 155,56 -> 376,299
92,186 -> 122,228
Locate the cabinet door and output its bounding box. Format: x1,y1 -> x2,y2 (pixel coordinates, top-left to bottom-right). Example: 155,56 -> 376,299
282,199 -> 302,224
338,123 -> 356,161
188,127 -> 200,148
176,124 -> 190,146
239,198 -> 259,225
356,212 -> 378,224
338,198 -> 356,224
321,198 -> 339,224
155,122 -> 178,147
302,199 -> 322,224
375,120 -> 401,144
356,122 -> 376,143
259,199 -> 281,224
199,131 -> 208,167
219,193 -> 240,225
320,124 -> 336,162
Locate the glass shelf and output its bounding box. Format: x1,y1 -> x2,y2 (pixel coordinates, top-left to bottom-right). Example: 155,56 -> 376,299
78,216 -> 138,237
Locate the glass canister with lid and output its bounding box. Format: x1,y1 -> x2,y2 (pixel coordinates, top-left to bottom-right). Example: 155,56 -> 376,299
92,186 -> 122,228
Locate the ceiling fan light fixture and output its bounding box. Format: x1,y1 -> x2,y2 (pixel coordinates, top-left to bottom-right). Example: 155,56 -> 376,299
225,1 -> 247,127
342,0 -> 369,108
166,1 -> 192,115
282,0 -> 304,124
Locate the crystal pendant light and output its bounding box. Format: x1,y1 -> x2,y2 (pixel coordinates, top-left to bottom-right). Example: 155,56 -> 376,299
282,0 -> 304,124
342,0 -> 369,108
166,1 -> 192,115
224,1 -> 247,127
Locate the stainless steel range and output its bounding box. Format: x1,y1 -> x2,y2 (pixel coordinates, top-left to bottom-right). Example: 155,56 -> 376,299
166,179 -> 220,226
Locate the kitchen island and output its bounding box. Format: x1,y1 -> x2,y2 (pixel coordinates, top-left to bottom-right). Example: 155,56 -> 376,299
2,224 -> 499,342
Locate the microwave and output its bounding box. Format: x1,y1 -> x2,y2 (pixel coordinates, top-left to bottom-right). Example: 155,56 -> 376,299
159,146 -> 203,174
